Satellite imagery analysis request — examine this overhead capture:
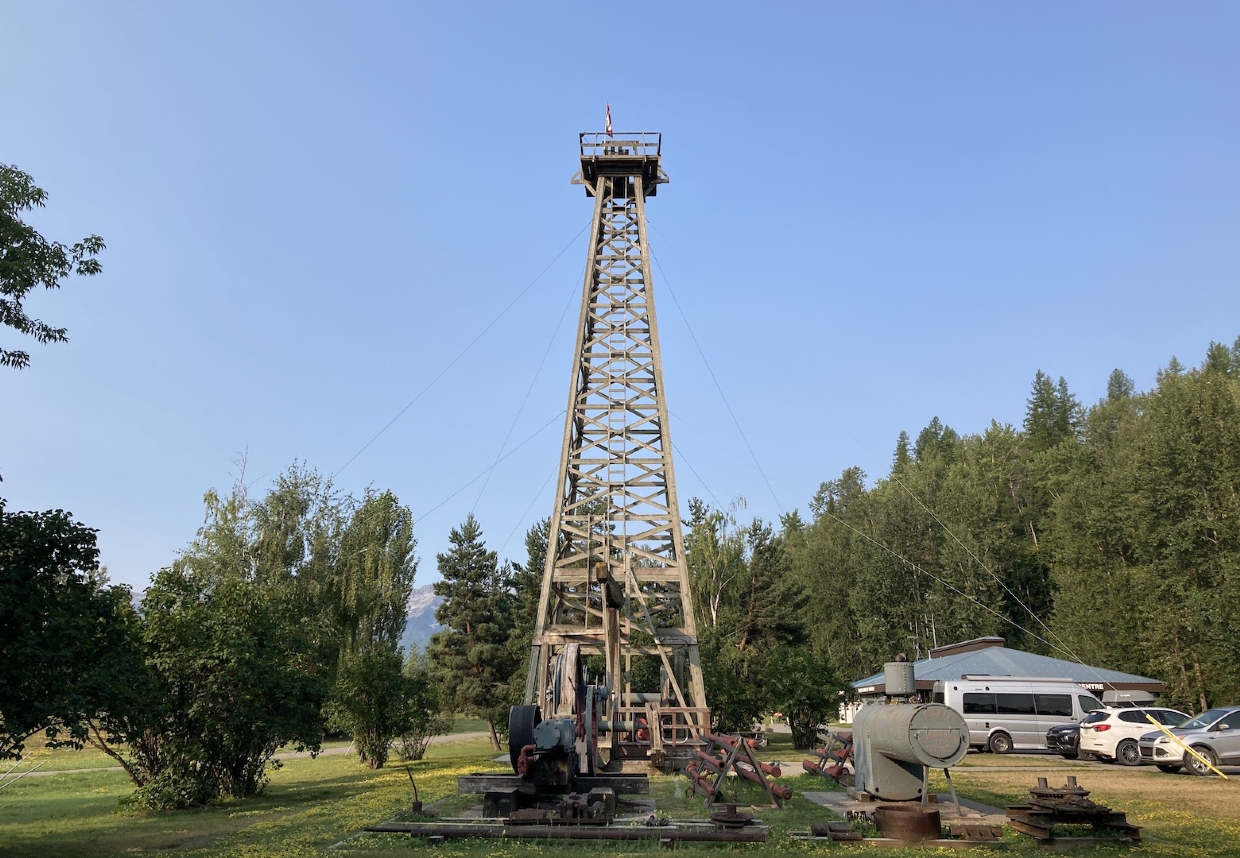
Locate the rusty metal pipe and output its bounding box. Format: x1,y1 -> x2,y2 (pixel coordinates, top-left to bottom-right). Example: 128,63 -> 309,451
365,823 -> 766,842
597,720 -> 637,734
706,732 -> 761,750
704,734 -> 781,776
684,762 -> 718,796
732,763 -> 793,799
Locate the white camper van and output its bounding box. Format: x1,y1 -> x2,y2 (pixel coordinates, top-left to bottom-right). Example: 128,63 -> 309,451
932,676 -> 1104,753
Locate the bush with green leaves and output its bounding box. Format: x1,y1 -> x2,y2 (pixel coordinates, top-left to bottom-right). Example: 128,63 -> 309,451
108,553 -> 331,809
0,501 -> 142,760
394,647 -> 452,762
90,468 -> 363,807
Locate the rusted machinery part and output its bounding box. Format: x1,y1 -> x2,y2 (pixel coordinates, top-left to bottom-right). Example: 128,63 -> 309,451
706,732 -> 762,750
945,821 -> 1004,841
509,705 -> 541,774
702,733 -> 783,775
1028,775 -> 1106,812
1029,775 -> 1092,799
743,758 -> 782,778
709,805 -> 755,829
684,762 -> 718,798
804,760 -> 846,783
809,822 -> 864,841
701,748 -> 782,779
873,804 -> 942,842
364,823 -> 767,842
514,744 -> 536,776
732,762 -> 793,800
810,748 -> 849,763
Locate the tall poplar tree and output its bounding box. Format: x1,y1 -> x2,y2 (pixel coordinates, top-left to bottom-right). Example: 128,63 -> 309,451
324,490 -> 419,768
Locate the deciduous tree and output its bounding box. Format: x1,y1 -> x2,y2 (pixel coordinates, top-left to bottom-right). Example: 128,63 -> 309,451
0,502 -> 141,759
325,489 -> 419,767
0,164 -> 104,370
87,468 -> 342,808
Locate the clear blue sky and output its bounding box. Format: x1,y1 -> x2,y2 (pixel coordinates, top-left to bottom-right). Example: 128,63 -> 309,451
4,2 -> 1238,594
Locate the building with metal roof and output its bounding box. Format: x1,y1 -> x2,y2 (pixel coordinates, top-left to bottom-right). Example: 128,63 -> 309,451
851,636 -> 1164,699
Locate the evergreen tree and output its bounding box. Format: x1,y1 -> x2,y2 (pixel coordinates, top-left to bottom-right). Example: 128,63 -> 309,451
738,337 -> 1240,718
892,430 -> 912,472
506,517 -> 549,705
914,417 -> 958,463
426,515 -> 516,749
1024,371 -> 1079,454
1107,368 -> 1135,401
512,517 -> 548,639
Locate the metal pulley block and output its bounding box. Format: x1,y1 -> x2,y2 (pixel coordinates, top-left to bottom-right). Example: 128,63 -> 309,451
709,804 -> 755,829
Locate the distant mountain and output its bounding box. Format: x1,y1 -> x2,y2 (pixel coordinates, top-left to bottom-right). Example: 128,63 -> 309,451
398,584 -> 443,655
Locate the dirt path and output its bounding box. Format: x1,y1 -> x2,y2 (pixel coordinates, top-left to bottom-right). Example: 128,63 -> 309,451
3,731 -> 495,779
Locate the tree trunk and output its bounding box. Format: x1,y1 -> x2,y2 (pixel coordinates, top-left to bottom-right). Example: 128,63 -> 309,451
487,718 -> 502,751
1192,653 -> 1209,712
85,721 -> 143,786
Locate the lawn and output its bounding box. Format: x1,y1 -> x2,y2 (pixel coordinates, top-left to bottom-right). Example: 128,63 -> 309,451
3,736 -> 1239,857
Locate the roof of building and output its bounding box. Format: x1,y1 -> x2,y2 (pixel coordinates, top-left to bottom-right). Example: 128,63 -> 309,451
853,642 -> 1164,694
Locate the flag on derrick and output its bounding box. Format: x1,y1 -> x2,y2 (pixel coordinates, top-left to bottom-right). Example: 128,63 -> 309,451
605,103 -> 613,137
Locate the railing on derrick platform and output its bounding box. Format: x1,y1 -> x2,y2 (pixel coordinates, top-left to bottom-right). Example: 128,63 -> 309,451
580,132 -> 661,158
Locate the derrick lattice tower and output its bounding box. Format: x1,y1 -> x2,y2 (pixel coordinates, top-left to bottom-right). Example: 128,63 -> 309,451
524,132 -> 707,763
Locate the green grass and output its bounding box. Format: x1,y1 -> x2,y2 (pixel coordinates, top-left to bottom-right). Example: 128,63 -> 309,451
3,736 -> 1237,857
2,740 -> 122,773
448,717 -> 490,735
0,738 -> 499,858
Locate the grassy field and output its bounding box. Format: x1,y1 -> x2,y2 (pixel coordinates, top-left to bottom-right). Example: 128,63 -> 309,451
2,734 -> 1239,857
448,717 -> 491,735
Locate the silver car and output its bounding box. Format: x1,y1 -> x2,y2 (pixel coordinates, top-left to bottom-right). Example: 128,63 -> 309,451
1138,705 -> 1240,775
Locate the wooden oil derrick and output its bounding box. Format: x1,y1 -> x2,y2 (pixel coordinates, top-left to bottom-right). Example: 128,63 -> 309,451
523,131 -> 708,767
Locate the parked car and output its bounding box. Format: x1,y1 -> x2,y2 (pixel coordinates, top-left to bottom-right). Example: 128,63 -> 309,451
1138,706 -> 1240,775
1079,707 -> 1189,765
1045,722 -> 1090,759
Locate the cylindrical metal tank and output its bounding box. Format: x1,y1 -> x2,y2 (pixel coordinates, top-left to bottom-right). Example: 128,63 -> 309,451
884,661 -> 916,697
854,703 -> 969,769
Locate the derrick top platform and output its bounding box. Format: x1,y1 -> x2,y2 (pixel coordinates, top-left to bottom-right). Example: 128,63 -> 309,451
576,131 -> 668,197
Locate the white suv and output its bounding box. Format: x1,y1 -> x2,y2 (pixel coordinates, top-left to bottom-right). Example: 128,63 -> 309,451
1079,707 -> 1189,765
